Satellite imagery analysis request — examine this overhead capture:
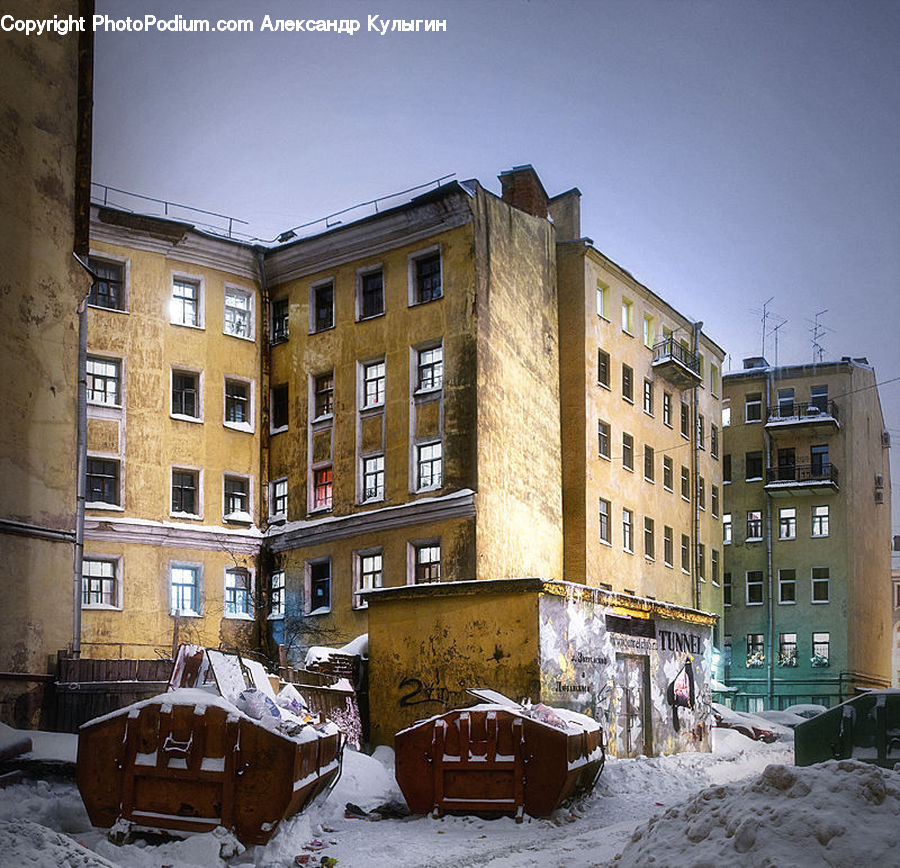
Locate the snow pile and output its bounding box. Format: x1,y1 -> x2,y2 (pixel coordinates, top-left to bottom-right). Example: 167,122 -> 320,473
305,633 -> 368,666
0,820 -> 119,867
614,759 -> 900,866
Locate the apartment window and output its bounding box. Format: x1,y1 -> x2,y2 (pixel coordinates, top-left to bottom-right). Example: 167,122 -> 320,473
224,288 -> 252,339
642,314 -> 655,348
82,558 -> 118,607
723,454 -> 732,483
643,379 -> 654,415
746,510 -> 763,540
86,457 -> 119,506
362,360 -> 386,408
710,364 -> 719,397
810,444 -> 829,477
643,445 -> 655,482
644,517 -> 655,559
746,570 -> 764,605
172,371 -> 200,419
596,281 -> 609,319
697,476 -> 706,510
414,253 -> 442,303
777,388 -> 794,418
622,433 -> 634,471
663,392 -> 672,427
269,570 -> 285,617
355,551 -> 383,608
224,568 -> 251,617
417,346 -> 443,392
622,365 -> 634,402
663,455 -> 673,491
779,507 -> 797,540
171,278 -> 200,327
599,498 -> 611,544
309,560 -> 331,612
746,633 -> 765,667
697,414 -> 705,449
597,349 -> 610,387
622,509 -> 634,553
745,451 -> 763,481
663,526 -> 673,566
87,258 -> 124,310
598,421 -> 611,459
270,477 -> 288,520
621,298 -> 634,333
359,270 -> 384,319
723,572 -> 732,606
171,469 -> 198,516
312,282 -> 334,332
722,401 -> 731,427
271,383 -> 288,430
363,454 -> 385,502
711,549 -> 719,584
810,385 -> 828,413
681,534 -> 690,572
86,357 -> 121,406
711,424 -> 719,459
271,297 -> 289,343
694,543 -> 705,579
414,542 -> 441,583
711,484 -> 719,518
811,567 -> 830,603
779,568 -> 796,604
778,633 -> 798,668
680,401 -> 689,438
224,475 -> 249,520
745,392 -> 762,422
723,513 -> 732,545
681,466 -> 690,500
170,564 -> 201,616
417,442 -> 442,490
224,379 -> 250,426
314,373 -> 334,418
313,467 -> 333,511
812,632 -> 830,667
724,635 -> 732,668
812,505 -> 830,537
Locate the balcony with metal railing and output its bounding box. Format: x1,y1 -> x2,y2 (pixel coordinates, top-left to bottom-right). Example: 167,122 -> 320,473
765,462 -> 839,495
651,337 -> 701,389
766,400 -> 840,432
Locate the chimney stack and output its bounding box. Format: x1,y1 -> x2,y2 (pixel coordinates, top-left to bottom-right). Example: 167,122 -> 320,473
498,165 -> 549,219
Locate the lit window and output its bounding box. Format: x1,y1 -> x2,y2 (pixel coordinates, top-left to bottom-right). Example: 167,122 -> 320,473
722,401 -> 731,427
82,558 -> 117,607
271,383 -> 288,430
417,346 -> 443,391
355,551 -> 383,608
778,568 -> 796,603
414,254 -> 442,304
270,477 -> 287,520
313,467 -> 333,510
596,281 -> 609,318
723,513 -> 732,544
362,361 -> 386,408
644,517 -> 655,559
224,379 -> 250,426
779,507 -> 796,540
312,282 -> 334,332
663,456 -> 673,491
642,314 -> 655,348
271,297 -> 289,343
622,433 -> 634,471
710,364 -> 719,397
811,632 -> 830,667
417,442 -> 442,490
598,420 -> 611,459
171,278 -> 200,327
597,349 -> 610,387
644,445 -> 654,482
308,560 -> 331,612
663,526 -> 673,566
622,365 -> 634,402
359,270 -> 384,319
86,357 -> 121,406
812,505 -> 829,537
746,633 -> 765,667
86,457 -> 119,506
812,567 -> 830,603
270,570 -> 285,617
87,258 -> 125,310
314,373 -> 334,418
643,379 -> 654,415
621,298 -> 633,333
170,564 -> 201,616
224,288 -> 252,338
746,510 -> 762,540
363,455 -> 385,501
622,508 -> 634,553
746,571 -> 764,605
414,543 -> 441,584
224,475 -> 249,520
745,392 -> 762,423
172,371 -> 200,419
225,568 -> 251,617
778,633 -> 798,667
599,498 -> 611,544
171,469 -> 198,516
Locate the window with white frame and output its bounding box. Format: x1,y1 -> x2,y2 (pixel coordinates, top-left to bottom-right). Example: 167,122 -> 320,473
359,269 -> 384,319
269,570 -> 285,617
597,349 -> 610,387
711,549 -> 719,584
598,420 -> 611,459
778,568 -> 796,604
722,401 -> 731,427
680,401 -> 690,438
171,468 -> 199,516
778,633 -> 798,667
746,633 -> 765,667
811,567 -> 830,603
622,364 -> 634,402
170,563 -> 201,615
311,281 -> 334,332
171,278 -> 201,327
663,392 -> 672,427
622,433 -> 634,471
621,298 -> 633,334
697,414 -> 705,449
224,567 -> 251,617
363,454 -> 385,502
271,297 -> 289,343
723,513 -> 732,544
172,370 -> 201,419
663,455 -> 673,491
86,457 -> 120,506
643,379 -> 653,415
681,534 -> 690,572
308,559 -> 331,612
810,385 -> 828,412
596,280 -> 609,319
312,466 -> 333,511
413,253 -> 442,304
779,507 -> 796,540
87,257 -> 126,310
745,451 -> 763,480
697,476 -> 706,510
696,542 -> 705,579
413,542 -> 441,583
355,550 -> 383,608
270,477 -> 287,520
745,392 -> 762,422
746,510 -> 763,540
224,287 -> 252,339
663,526 -> 673,566
598,498 -> 611,544
711,484 -> 719,518
711,424 -> 719,459
681,466 -> 690,500
313,372 -> 334,419
812,632 -> 830,666
86,357 -> 121,406
416,441 -> 442,490
224,378 -> 251,428
746,570 -> 764,605
642,314 -> 655,348
417,346 -> 443,392
622,508 -> 634,553
362,360 -> 386,408
224,475 -> 250,521
82,557 -> 118,607
644,517 -> 655,559
271,383 -> 288,431
710,364 -> 719,397
812,505 -> 829,537
644,445 -> 655,482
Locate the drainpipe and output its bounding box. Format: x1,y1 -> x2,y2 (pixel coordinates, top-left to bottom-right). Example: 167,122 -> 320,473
763,366 -> 775,707
691,321 -> 703,612
254,248 -> 272,650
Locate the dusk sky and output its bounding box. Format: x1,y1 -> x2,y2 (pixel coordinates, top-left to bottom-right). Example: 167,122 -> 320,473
92,0 -> 900,535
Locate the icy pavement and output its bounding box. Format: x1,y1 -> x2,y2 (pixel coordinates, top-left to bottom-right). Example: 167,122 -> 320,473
0,727 -> 897,867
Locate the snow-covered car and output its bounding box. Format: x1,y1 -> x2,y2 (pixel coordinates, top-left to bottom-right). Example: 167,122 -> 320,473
755,709 -> 808,729
710,703 -> 785,742
783,703 -> 828,720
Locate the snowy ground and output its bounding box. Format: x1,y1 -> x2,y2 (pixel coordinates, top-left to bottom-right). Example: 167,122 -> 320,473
0,727 -> 898,867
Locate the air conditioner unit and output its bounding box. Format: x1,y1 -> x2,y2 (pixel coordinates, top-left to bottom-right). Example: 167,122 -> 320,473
883,431 -> 892,447
875,474 -> 884,489
874,490 -> 884,504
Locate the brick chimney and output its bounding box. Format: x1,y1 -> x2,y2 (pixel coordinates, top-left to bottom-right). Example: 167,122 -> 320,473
498,165 -> 549,219
548,188 -> 581,241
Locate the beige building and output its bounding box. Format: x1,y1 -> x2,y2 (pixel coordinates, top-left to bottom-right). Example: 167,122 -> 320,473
722,357 -> 892,709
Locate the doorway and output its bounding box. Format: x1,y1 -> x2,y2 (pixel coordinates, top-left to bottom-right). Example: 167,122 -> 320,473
616,653 -> 652,757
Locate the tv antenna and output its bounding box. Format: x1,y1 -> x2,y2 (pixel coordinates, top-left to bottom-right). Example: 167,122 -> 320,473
809,309 -> 831,363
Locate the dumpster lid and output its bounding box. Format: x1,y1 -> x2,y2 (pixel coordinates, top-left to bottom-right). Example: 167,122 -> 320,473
466,688 -> 521,708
